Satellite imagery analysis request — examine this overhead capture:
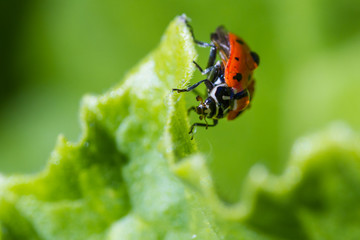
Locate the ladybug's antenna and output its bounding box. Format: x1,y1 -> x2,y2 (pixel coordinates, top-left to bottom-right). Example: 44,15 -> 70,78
204,117 -> 208,129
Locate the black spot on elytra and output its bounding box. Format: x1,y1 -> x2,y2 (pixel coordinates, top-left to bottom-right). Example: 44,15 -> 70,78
250,51 -> 260,66
236,39 -> 244,45
235,57 -> 239,61
233,73 -> 242,82
248,74 -> 251,80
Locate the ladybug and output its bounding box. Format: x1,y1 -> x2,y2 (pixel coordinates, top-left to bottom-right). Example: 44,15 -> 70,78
173,23 -> 259,137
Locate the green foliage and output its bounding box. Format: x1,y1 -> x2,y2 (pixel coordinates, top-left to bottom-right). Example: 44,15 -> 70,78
1,15 -> 360,240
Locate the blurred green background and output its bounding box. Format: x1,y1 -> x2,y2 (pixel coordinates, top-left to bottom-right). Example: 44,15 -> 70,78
1,0 -> 360,203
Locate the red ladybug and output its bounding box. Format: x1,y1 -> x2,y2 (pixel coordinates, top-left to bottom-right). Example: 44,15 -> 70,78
173,23 -> 259,137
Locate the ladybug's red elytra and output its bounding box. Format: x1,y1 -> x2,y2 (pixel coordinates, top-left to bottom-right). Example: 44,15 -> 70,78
173,21 -> 259,138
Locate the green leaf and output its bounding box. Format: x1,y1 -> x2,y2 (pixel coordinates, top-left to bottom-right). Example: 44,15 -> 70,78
0,14 -> 200,240
1,15 -> 360,240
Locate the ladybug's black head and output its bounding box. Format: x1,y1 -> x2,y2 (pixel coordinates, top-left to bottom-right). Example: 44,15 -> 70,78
195,104 -> 206,115
195,96 -> 217,119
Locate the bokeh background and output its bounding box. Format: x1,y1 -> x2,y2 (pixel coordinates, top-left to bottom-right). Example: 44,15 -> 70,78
1,0 -> 360,203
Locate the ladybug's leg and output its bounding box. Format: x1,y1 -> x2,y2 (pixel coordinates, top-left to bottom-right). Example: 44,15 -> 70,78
189,119 -> 218,139
193,61 -> 221,82
206,45 -> 217,68
184,20 -> 219,78
233,89 -> 249,100
207,62 -> 221,84
193,61 -> 215,76
192,43 -> 218,74
195,41 -> 213,48
193,61 -> 204,73
184,20 -> 213,48
192,44 -> 217,71
172,79 -> 213,93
